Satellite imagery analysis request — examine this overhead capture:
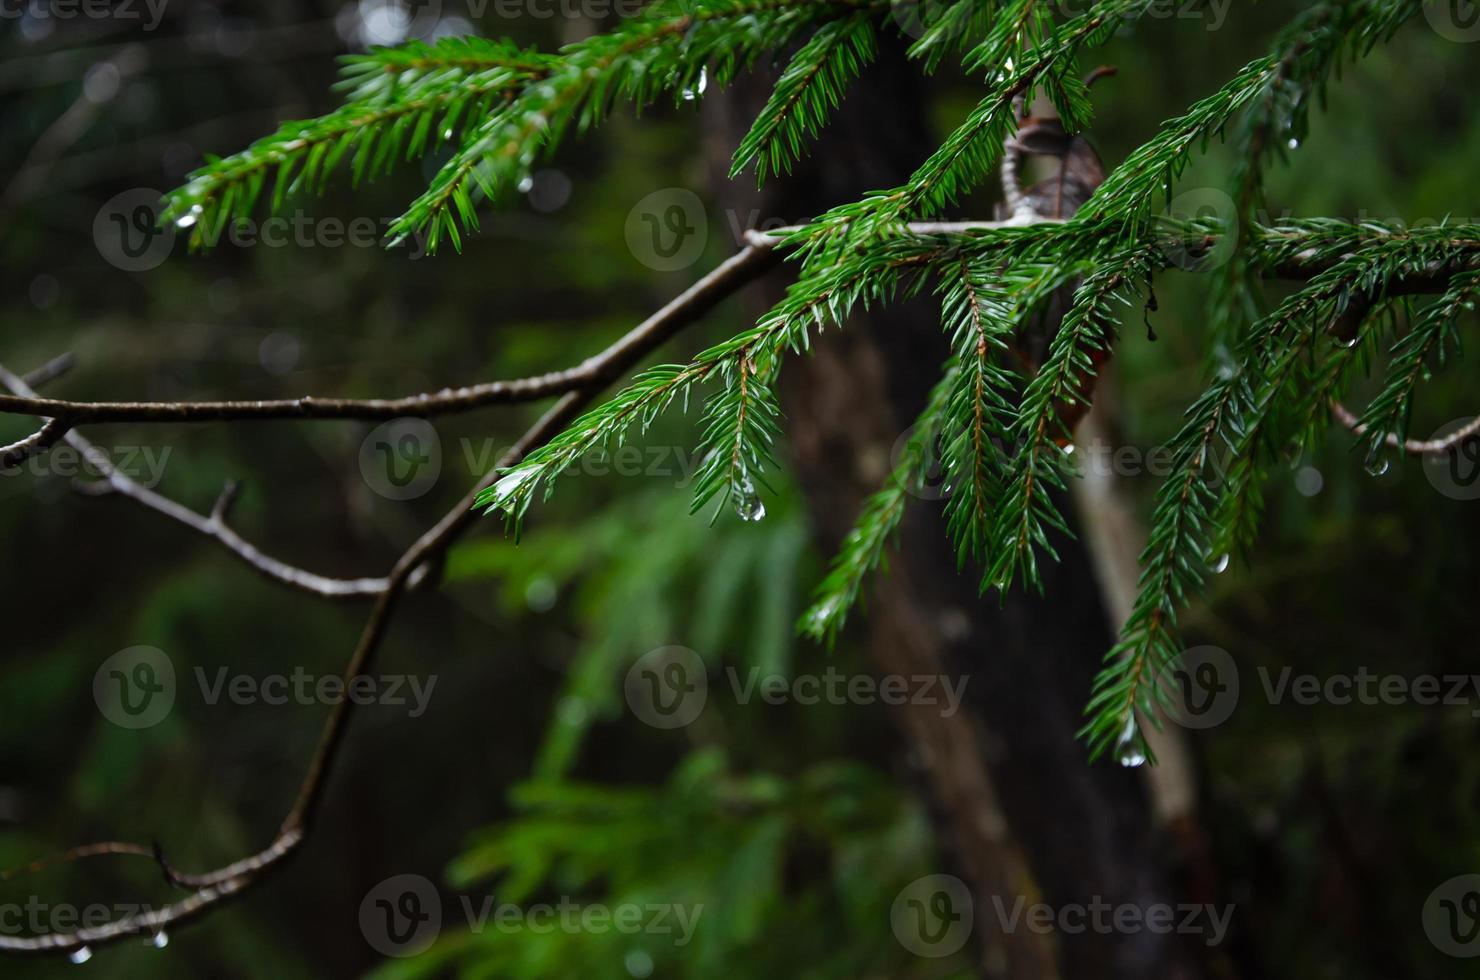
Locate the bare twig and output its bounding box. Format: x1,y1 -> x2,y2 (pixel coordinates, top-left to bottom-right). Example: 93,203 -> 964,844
0,418 -> 71,470
23,352 -> 78,389
0,362 -> 397,599
0,244 -> 786,428
1329,399 -> 1480,457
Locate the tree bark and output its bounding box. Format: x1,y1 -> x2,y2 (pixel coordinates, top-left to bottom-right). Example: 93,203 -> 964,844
705,38 -> 1204,980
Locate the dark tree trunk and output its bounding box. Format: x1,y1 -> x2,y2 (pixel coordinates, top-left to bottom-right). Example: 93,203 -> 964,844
704,38 -> 1204,980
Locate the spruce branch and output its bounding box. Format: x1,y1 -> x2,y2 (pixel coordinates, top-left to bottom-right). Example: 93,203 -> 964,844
389,0 -> 877,252
1212,227 -> 1480,559
1082,223 -> 1480,761
989,240 -> 1164,591
729,12 -> 878,184
483,226 -> 954,527
937,256 -> 1018,565
1211,0 -> 1423,344
690,355 -> 784,522
1350,268 -> 1480,458
162,37 -> 556,247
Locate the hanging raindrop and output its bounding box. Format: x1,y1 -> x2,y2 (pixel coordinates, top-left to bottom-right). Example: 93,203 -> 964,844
69,947 -> 93,965
681,66 -> 708,101
174,204 -> 203,230
152,931 -> 169,949
1286,137 -> 1300,150
1364,445 -> 1391,477
735,469 -> 766,522
1114,717 -> 1147,768
1209,553 -> 1230,574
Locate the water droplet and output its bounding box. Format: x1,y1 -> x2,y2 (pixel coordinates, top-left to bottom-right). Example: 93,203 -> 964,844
735,472 -> 766,522
737,493 -> 766,523
516,175 -> 534,193
485,466 -> 539,515
69,947 -> 92,965
1337,334 -> 1359,349
681,66 -> 708,101
151,931 -> 169,949
1114,717 -> 1147,768
1062,443 -> 1076,456
1364,447 -> 1391,477
1209,553 -> 1230,574
174,203 -> 203,230
1286,137 -> 1300,150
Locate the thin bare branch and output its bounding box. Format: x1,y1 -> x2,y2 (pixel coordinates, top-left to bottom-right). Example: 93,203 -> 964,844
0,418 -> 71,470
1329,399 -> 1480,457
0,244 -> 785,428
0,362 -> 397,599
